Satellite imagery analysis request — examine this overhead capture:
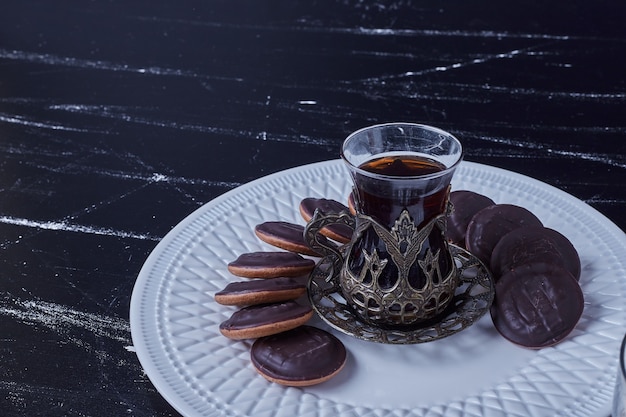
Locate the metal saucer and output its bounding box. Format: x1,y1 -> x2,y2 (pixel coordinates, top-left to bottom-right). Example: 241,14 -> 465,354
307,245 -> 495,344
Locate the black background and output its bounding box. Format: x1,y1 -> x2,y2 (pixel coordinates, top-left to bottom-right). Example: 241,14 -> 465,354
0,1 -> 625,416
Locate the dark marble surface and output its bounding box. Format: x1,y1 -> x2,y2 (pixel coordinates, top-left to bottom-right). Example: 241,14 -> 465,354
0,1 -> 624,416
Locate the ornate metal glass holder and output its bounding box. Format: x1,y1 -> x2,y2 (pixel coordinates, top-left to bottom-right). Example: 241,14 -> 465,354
308,245 -> 494,344
340,210 -> 459,326
305,208 -> 495,345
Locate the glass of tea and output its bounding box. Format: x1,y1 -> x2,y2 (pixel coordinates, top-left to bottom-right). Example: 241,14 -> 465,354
306,123 -> 463,328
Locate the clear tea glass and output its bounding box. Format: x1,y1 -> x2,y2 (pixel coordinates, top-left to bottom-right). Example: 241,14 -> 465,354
306,123 -> 463,328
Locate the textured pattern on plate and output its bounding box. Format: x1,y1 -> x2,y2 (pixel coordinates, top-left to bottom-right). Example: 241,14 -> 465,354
130,160 -> 626,417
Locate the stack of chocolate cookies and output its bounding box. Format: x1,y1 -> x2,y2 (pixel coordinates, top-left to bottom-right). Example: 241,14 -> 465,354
446,190 -> 584,349
216,198 -> 352,386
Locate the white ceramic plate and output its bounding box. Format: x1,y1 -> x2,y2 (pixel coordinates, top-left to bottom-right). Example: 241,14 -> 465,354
130,160 -> 626,417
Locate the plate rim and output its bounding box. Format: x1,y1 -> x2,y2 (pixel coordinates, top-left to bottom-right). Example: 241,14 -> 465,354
130,159 -> 626,417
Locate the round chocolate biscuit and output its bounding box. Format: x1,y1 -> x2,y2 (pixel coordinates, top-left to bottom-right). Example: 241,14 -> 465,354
251,325 -> 347,386
491,226 -> 581,281
219,300 -> 313,340
465,204 -> 542,266
215,277 -> 307,306
255,221 -> 321,256
299,197 -> 353,243
446,190 -> 495,247
227,251 -> 315,278
490,262 -> 584,349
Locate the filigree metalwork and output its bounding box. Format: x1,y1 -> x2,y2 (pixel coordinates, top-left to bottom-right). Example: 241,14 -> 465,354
341,210 -> 458,326
308,245 -> 494,344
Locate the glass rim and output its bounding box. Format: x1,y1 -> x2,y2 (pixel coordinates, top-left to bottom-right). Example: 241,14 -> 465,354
340,122 -> 464,181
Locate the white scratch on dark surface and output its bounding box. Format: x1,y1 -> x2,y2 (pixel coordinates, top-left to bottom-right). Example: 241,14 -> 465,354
50,103 -> 257,136
49,104 -> 338,147
355,47 -> 531,83
462,132 -> 626,169
330,27 -> 571,41
0,112 -> 97,132
0,48 -> 244,82
134,15 -> 578,41
0,216 -> 161,241
0,297 -> 148,407
444,82 -> 626,102
585,197 -> 626,204
547,149 -> 626,169
0,299 -> 130,344
28,160 -> 241,189
116,170 -> 241,188
0,380 -> 90,409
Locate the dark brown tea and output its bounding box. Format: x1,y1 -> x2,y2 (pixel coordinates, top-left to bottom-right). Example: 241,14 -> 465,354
348,154 -> 454,299
354,154 -> 449,228
359,154 -> 445,176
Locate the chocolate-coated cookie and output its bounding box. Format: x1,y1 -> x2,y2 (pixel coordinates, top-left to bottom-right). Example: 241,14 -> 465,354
465,204 -> 542,266
446,190 -> 495,247
227,251 -> 315,278
490,262 -> 584,349
490,226 -> 581,281
251,325 -> 347,386
214,277 -> 307,306
254,221 -> 321,256
299,197 -> 353,243
219,300 -> 313,340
